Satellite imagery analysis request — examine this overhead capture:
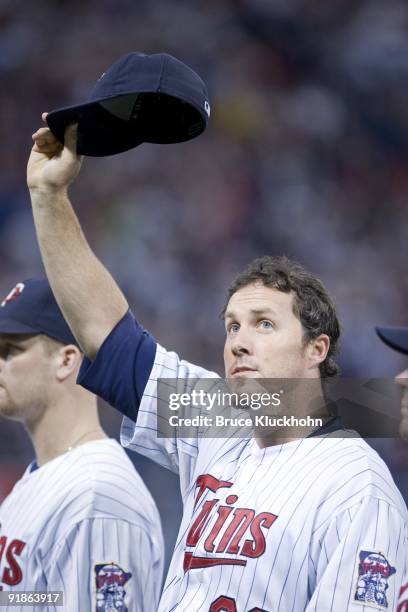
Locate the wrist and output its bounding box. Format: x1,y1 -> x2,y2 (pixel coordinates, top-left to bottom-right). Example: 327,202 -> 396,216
29,185 -> 69,203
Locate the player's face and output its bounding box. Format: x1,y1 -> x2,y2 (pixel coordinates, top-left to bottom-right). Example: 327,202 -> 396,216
0,334 -> 52,422
223,282 -> 315,380
395,369 -> 408,439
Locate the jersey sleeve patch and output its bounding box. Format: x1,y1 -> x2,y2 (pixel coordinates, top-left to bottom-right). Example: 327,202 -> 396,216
94,562 -> 132,612
353,550 -> 396,609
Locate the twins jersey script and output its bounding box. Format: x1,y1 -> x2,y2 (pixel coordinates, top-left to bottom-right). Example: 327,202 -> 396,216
79,312 -> 408,612
0,438 -> 163,612
399,578 -> 408,611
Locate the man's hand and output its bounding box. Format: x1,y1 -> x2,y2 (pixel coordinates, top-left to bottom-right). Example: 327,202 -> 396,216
27,113 -> 83,193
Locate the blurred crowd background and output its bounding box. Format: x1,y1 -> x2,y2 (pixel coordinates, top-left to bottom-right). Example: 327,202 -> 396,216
0,0 -> 407,572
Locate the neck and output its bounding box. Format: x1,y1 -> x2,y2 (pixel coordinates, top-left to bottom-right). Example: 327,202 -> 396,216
25,390 -> 106,467
254,422 -> 328,448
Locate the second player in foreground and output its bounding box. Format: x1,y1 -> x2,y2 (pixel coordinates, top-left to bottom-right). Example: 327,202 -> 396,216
0,278 -> 163,611
27,118 -> 408,611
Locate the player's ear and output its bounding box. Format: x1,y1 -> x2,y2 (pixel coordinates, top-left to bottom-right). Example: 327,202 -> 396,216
306,334 -> 330,370
55,345 -> 82,382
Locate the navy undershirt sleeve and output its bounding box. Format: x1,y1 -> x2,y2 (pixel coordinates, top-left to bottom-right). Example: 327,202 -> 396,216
77,310 -> 157,422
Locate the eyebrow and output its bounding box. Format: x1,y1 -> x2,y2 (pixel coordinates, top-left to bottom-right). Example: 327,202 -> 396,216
224,307 -> 277,320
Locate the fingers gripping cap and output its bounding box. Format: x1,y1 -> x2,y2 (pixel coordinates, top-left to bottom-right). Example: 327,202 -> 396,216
46,52 -> 211,156
0,279 -> 78,346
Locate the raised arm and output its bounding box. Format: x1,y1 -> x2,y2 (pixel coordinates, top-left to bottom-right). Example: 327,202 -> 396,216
27,114 -> 128,359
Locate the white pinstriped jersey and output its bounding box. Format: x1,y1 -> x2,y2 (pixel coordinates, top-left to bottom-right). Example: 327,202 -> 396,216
0,438 -> 163,612
121,344 -> 408,612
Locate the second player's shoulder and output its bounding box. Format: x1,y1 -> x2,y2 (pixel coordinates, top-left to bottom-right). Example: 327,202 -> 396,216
71,438 -> 159,519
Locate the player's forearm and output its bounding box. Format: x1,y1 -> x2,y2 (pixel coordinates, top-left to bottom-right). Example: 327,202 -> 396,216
30,187 -> 128,359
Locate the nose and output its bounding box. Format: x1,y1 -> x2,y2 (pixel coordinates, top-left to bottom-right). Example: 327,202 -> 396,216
230,328 -> 253,357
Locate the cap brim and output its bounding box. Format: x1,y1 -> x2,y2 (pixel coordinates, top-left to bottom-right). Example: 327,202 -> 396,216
0,318 -> 78,346
0,318 -> 40,336
376,326 -> 408,355
47,92 -> 206,157
47,100 -> 145,157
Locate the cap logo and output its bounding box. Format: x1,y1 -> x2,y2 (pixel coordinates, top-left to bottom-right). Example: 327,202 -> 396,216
204,101 -> 211,117
1,283 -> 25,307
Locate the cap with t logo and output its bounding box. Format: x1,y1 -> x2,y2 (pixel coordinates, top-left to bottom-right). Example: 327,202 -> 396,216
0,279 -> 78,346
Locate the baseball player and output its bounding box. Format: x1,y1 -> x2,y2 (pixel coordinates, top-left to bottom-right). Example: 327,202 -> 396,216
0,278 -> 163,611
376,325 -> 408,611
376,325 -> 408,440
26,119 -> 408,611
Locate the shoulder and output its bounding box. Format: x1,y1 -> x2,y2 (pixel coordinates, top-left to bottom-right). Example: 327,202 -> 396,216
75,439 -> 159,518
39,439 -> 159,531
308,437 -> 407,517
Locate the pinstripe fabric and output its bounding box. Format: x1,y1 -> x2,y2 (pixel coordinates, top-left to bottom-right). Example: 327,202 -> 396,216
120,344 -> 408,612
398,575 -> 408,611
0,439 -> 163,611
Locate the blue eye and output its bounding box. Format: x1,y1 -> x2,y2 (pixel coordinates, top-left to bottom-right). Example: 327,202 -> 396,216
228,323 -> 240,334
259,320 -> 273,330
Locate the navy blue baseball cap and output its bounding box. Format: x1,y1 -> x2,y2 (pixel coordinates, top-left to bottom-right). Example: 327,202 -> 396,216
0,279 -> 78,346
46,52 -> 211,157
376,326 -> 408,355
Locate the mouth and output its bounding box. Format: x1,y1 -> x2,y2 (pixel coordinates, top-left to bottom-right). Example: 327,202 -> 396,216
231,366 -> 257,377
